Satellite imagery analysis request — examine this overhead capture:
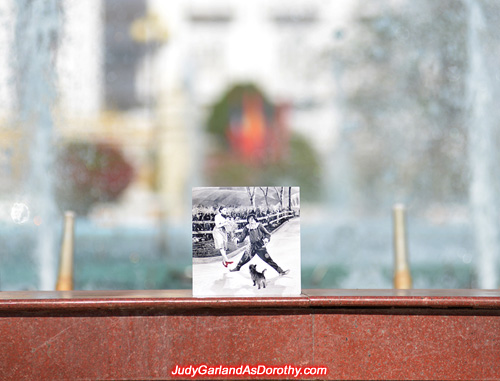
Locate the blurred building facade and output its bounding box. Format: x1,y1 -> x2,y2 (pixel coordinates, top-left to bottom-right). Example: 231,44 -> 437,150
0,0 -> 354,223
1,0 -> 500,290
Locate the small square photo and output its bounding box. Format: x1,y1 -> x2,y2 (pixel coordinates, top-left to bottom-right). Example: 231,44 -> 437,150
192,187 -> 301,297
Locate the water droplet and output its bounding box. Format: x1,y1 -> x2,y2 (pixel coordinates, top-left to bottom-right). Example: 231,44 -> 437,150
462,253 -> 472,264
11,203 -> 30,224
334,29 -> 345,40
33,216 -> 43,226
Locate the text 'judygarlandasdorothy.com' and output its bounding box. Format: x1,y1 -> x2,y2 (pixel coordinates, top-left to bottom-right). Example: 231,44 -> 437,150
171,364 -> 328,378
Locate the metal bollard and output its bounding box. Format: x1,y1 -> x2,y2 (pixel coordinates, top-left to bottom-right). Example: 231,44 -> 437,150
393,204 -> 412,289
56,211 -> 75,291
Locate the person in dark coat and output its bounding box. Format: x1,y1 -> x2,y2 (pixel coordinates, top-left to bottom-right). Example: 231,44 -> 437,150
230,213 -> 289,275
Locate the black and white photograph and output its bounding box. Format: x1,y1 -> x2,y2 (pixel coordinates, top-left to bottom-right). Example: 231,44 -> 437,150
192,187 -> 300,297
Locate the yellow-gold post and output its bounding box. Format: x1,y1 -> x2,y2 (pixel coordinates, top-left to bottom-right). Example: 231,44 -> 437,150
393,204 -> 412,289
56,211 -> 75,291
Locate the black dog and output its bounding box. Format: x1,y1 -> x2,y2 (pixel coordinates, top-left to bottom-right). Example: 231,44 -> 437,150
249,264 -> 266,289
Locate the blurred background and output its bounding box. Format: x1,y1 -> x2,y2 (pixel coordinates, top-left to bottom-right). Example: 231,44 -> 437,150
0,0 -> 499,291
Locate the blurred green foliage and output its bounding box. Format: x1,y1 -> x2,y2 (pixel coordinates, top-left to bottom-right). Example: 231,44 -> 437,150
55,141 -> 134,215
207,83 -> 273,141
206,83 -> 322,201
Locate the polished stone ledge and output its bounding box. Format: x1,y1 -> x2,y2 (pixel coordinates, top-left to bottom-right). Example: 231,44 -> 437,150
1,289 -> 499,380
0,289 -> 499,312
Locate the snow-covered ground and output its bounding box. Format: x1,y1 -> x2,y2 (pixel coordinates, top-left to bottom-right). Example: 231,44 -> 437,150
193,217 -> 301,297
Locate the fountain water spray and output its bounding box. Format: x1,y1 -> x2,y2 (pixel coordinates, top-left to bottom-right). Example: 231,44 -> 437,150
466,0 -> 499,289
14,1 -> 62,290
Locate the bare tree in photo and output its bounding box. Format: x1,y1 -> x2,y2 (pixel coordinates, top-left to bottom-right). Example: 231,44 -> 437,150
259,187 -> 270,212
288,186 -> 292,210
246,187 -> 256,210
274,186 -> 284,210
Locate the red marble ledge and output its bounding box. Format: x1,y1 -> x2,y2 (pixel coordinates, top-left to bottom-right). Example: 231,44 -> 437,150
0,289 -> 499,313
306,288 -> 500,309
1,289 -> 499,380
